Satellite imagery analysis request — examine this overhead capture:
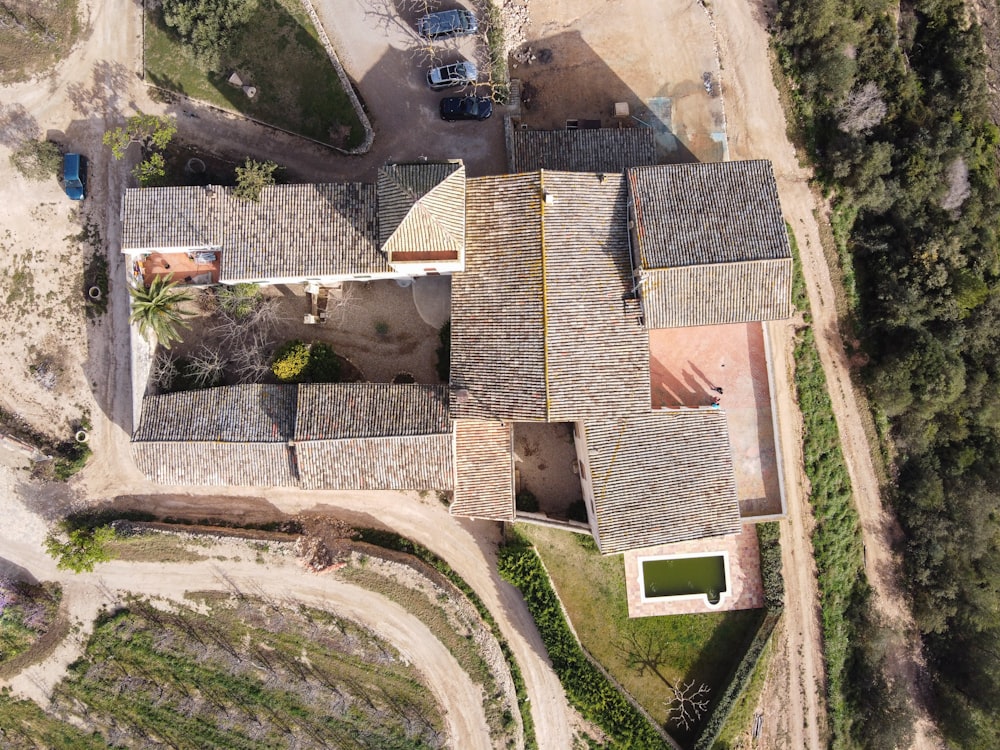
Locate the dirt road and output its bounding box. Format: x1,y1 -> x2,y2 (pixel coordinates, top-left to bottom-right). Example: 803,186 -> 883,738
711,1 -> 941,747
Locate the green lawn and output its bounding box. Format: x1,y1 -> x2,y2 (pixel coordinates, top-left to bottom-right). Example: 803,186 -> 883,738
519,524 -> 762,741
144,0 -> 364,149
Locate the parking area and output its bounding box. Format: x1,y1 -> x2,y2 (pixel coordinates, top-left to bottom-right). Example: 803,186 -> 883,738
312,0 -> 507,178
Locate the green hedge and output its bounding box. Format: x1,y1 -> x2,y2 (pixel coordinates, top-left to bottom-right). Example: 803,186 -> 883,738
356,529 -> 537,750
757,523 -> 785,611
496,533 -> 667,749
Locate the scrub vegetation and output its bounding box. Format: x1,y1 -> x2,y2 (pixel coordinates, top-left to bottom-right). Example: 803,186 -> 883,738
775,0 -> 1000,745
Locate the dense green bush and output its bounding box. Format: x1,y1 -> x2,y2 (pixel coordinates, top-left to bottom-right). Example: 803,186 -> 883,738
306,343 -> 341,383
497,533 -> 666,749
515,490 -> 538,513
216,283 -> 261,319
161,0 -> 259,71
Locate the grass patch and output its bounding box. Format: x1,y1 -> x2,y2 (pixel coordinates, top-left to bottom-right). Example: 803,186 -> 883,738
49,595 -> 444,748
144,0 -> 363,148
0,0 -> 82,84
104,531 -> 209,563
519,524 -> 760,743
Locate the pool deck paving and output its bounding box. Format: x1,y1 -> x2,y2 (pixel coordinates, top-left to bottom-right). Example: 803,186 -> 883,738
623,524 -> 764,617
649,321 -> 783,519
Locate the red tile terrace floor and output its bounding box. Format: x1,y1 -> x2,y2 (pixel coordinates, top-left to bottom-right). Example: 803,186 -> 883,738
623,524 -> 763,617
649,322 -> 783,518
135,251 -> 221,288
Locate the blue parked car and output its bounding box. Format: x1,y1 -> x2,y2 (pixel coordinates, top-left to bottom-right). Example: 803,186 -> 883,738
63,153 -> 85,200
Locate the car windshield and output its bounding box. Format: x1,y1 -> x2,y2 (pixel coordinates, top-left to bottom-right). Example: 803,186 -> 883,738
462,98 -> 479,115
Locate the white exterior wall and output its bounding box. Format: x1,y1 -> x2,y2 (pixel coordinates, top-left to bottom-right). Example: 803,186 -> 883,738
572,421 -> 603,551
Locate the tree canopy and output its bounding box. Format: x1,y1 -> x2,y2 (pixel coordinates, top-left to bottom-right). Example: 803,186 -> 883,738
128,274 -> 194,348
161,0 -> 259,72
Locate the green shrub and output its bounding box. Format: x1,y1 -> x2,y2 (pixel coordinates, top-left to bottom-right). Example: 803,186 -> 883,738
306,343 -> 341,383
44,523 -> 117,573
53,442 -> 91,481
756,523 -> 785,610
216,282 -> 261,318
515,490 -> 538,513
374,321 -> 389,336
497,532 -> 666,749
271,340 -> 311,382
9,139 -> 62,181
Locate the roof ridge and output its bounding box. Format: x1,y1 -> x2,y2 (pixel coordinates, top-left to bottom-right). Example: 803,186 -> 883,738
539,171 -> 551,420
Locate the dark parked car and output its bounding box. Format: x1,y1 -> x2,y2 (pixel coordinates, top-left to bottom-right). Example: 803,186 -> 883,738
63,153 -> 85,200
426,59 -> 478,90
417,9 -> 477,39
439,95 -> 493,121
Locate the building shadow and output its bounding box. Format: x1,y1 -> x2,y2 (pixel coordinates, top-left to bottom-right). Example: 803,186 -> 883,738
511,30 -> 699,164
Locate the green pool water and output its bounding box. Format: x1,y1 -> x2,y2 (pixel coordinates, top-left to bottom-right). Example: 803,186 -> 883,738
641,555 -> 728,603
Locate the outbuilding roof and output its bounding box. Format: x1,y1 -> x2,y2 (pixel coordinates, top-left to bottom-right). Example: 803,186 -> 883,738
582,410 -> 742,554
378,163 -> 465,262
627,161 -> 790,268
121,183 -> 385,282
450,170 -> 649,422
451,420 -> 515,521
295,383 -> 450,440
508,127 -> 657,174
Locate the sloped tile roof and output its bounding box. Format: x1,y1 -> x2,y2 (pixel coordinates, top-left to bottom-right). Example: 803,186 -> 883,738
121,184 -> 386,281
627,161 -> 790,268
451,173 -> 547,420
220,183 -> 384,281
451,420 -> 515,521
451,171 -> 649,421
133,384 -> 297,442
509,128 -> 657,173
121,186 -> 221,251
294,383 -> 450,440
583,411 -> 742,554
297,435 -> 453,490
131,442 -> 298,486
378,163 -> 465,260
642,259 -> 793,328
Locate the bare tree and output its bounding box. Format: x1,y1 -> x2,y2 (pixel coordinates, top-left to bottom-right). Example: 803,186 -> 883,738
186,345 -> 226,388
150,350 -> 177,392
229,329 -> 275,383
940,156 -> 971,212
664,679 -> 711,730
837,81 -> 887,134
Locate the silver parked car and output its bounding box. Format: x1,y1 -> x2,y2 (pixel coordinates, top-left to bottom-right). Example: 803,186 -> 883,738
426,60 -> 478,90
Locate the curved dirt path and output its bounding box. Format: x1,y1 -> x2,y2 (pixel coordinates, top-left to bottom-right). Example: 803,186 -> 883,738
713,1 -> 941,747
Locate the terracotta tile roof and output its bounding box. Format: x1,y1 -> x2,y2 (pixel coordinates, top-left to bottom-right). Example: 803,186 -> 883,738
508,127 -> 657,174
121,184 -> 386,281
131,442 -> 298,486
583,411 -> 742,554
451,420 -> 515,521
297,435 -> 454,490
627,161 -> 791,268
642,259 -> 793,328
378,163 -> 465,262
294,383 -> 451,440
451,171 -> 649,421
133,385 -> 297,442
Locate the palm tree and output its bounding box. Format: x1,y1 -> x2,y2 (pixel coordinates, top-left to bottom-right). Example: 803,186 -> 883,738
129,274 -> 193,348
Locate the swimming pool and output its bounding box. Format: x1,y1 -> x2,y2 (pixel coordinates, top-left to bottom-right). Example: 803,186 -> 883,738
638,552 -> 730,608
